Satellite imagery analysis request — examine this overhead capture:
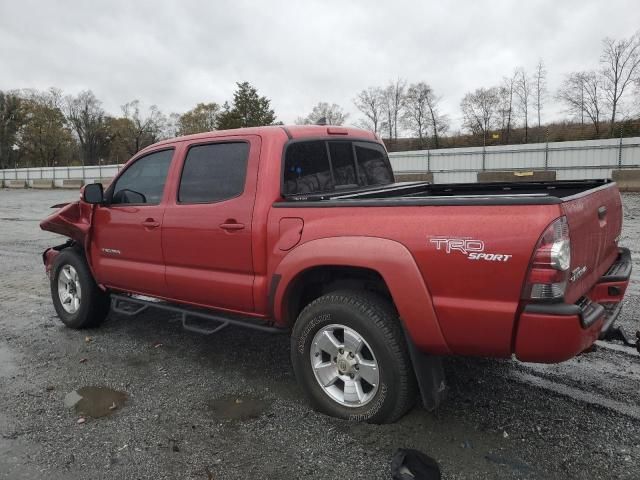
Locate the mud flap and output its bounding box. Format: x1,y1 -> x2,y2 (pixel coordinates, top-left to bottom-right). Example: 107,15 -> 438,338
403,328 -> 447,410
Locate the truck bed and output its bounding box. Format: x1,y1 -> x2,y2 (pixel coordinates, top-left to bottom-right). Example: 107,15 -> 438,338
277,179 -> 612,206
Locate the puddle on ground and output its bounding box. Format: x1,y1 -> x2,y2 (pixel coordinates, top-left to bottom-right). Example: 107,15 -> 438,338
64,386 -> 127,418
207,395 -> 272,421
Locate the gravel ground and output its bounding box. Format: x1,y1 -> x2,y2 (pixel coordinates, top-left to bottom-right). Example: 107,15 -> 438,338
0,188 -> 639,480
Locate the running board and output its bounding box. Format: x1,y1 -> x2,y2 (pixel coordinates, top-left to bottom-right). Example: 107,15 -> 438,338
110,294 -> 287,335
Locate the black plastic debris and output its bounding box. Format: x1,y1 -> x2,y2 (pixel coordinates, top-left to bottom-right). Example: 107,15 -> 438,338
391,448 -> 441,480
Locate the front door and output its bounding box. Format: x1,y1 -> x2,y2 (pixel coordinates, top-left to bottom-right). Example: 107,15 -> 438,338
162,137 -> 259,313
90,148 -> 175,297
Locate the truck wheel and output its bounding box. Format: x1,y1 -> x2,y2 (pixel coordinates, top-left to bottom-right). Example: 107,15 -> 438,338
50,248 -> 110,329
291,290 -> 417,423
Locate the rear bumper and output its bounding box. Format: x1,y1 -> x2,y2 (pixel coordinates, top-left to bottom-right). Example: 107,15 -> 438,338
514,247 -> 631,363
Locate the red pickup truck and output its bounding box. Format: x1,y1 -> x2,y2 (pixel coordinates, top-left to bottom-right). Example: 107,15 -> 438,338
40,125 -> 632,423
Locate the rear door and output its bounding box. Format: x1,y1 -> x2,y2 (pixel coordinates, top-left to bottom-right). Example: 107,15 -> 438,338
561,183 -> 622,303
162,136 -> 260,313
90,148 -> 175,297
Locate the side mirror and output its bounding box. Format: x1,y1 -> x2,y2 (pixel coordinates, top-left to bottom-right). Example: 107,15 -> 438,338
83,183 -> 104,204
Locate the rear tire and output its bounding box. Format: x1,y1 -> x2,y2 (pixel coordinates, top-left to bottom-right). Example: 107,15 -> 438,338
291,290 -> 417,423
50,248 -> 110,329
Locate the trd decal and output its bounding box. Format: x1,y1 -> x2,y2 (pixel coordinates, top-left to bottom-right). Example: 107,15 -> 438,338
430,237 -> 512,262
101,248 -> 121,255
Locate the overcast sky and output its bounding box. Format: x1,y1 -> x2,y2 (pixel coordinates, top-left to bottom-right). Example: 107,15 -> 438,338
1,0 -> 638,131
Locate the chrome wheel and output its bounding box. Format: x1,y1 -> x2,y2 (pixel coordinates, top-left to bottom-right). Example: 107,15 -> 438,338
57,265 -> 82,314
310,324 -> 380,407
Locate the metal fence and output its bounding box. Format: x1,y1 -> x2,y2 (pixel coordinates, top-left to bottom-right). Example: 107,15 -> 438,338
388,136 -> 640,184
0,164 -> 123,187
1,136 -> 639,187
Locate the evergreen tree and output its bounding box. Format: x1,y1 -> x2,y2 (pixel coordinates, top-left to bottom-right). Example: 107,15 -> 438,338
217,82 -> 276,129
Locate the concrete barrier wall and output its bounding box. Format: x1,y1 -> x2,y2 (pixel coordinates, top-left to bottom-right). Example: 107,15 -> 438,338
61,179 -> 84,189
477,170 -> 557,183
612,170 -> 640,192
4,180 -> 26,188
394,172 -> 434,182
32,179 -> 54,189
0,164 -> 123,189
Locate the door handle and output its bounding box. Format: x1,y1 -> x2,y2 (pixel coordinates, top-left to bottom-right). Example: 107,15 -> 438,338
219,221 -> 245,231
598,206 -> 607,220
141,218 -> 160,228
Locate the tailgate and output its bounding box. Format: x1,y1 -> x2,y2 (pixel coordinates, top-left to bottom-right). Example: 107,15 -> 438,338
562,183 -> 622,303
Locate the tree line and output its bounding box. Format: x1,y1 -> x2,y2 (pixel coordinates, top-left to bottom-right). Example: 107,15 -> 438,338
0,81 -> 276,169
355,31 -> 640,149
1,31 -> 639,169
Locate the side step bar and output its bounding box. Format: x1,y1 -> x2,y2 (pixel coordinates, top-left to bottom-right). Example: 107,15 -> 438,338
111,294 -> 288,335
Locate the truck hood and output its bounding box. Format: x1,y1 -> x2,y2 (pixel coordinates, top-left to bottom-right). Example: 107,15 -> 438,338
40,200 -> 93,244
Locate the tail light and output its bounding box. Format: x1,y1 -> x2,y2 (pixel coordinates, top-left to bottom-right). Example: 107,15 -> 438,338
522,217 -> 571,301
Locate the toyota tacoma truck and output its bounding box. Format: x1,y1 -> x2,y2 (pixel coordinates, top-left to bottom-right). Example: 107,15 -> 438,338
40,125 -> 633,423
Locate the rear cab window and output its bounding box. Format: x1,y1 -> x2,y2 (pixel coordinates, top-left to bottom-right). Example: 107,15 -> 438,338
283,140 -> 393,196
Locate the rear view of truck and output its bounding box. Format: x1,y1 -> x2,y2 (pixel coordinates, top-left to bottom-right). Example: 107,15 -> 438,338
515,182 -> 632,362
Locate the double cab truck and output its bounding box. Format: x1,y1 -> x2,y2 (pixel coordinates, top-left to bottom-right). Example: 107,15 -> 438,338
40,125 -> 633,423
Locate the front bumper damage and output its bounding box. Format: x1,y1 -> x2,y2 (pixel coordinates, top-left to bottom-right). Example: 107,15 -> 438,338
514,247 -> 637,363
42,240 -> 74,277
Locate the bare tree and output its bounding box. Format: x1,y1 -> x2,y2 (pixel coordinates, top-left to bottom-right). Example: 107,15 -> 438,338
120,100 -> 167,155
460,87 -> 501,138
557,71 -> 605,135
514,68 -> 532,142
534,59 -> 547,128
402,83 -> 430,147
381,79 -> 406,139
295,102 -> 348,125
353,87 -> 383,134
65,90 -> 108,165
403,82 -> 448,148
498,74 -> 516,143
600,32 -> 640,131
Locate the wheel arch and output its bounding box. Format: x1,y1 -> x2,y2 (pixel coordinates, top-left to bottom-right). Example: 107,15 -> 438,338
272,236 -> 450,354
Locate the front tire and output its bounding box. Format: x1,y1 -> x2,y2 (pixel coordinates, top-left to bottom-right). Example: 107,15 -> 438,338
50,248 -> 110,329
291,290 -> 417,423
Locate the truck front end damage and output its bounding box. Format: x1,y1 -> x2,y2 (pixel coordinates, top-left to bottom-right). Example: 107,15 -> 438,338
40,200 -> 93,276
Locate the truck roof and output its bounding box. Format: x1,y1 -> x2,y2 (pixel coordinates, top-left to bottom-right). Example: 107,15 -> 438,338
142,125 -> 379,154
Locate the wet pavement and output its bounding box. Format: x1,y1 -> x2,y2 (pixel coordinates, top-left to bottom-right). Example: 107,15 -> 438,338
64,387 -> 128,418
0,188 -> 639,479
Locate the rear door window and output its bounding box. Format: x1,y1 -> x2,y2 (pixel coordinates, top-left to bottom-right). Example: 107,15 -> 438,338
178,142 -> 249,203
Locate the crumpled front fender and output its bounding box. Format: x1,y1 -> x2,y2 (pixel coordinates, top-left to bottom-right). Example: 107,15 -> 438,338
39,201 -> 92,244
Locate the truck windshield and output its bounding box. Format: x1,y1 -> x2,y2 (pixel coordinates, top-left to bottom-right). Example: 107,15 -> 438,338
283,140 -> 394,196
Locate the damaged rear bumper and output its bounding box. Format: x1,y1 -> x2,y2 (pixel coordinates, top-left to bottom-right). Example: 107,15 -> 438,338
514,247 -> 633,363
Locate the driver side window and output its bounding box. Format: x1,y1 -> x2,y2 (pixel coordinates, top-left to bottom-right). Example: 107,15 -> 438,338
111,149 -> 174,205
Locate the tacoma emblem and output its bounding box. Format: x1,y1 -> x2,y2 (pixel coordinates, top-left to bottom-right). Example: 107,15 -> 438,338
430,237 -> 512,262
101,248 -> 121,255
